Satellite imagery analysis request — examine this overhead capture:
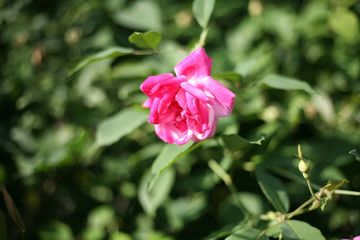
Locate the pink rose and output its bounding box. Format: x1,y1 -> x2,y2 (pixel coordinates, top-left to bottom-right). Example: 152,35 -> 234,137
140,48 -> 235,145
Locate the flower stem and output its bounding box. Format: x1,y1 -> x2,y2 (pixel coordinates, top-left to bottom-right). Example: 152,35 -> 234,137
194,27 -> 209,50
208,159 -> 249,216
286,196 -> 315,220
334,189 -> 360,196
306,178 -> 321,201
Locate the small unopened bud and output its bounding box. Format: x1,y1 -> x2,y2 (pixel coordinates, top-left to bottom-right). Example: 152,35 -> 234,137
298,159 -> 310,179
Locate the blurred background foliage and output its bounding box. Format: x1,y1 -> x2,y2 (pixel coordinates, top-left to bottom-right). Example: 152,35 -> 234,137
0,0 -> 360,239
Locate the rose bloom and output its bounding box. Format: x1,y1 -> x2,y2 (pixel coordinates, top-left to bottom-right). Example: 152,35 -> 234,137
140,48 -> 235,145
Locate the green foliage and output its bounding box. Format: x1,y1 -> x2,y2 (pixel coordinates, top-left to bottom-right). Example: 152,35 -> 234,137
256,170 -> 290,214
225,228 -> 269,240
38,221 -> 73,240
113,1 -> 162,31
222,134 -> 265,151
148,141 -> 196,189
258,74 -> 317,95
1,0 -> 360,239
280,220 -> 325,240
192,0 -> 216,28
139,168 -> 175,216
328,8 -> 359,43
69,47 -> 134,76
95,109 -> 149,147
128,31 -> 162,50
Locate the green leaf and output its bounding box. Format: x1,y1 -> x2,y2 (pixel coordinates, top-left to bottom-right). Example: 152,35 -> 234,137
325,179 -> 349,192
110,232 -> 133,240
148,140 -> 206,190
139,168 -> 175,216
166,195 -> 207,230
237,192 -> 264,216
328,9 -> 359,43
113,1 -> 162,31
258,74 -> 317,95
256,170 -> 290,213
68,47 -> 134,76
0,184 -> 25,235
213,72 -> 242,83
38,220 -> 73,240
225,228 -> 269,240
129,31 -> 162,50
280,220 -> 325,240
87,205 -> 115,229
221,134 -> 265,151
192,0 -> 216,28
349,149 -> 360,161
95,109 -> 149,147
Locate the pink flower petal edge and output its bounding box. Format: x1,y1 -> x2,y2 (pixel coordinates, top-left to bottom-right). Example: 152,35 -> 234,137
174,48 -> 213,81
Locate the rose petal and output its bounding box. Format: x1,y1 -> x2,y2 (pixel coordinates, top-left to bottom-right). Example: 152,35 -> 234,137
154,122 -> 193,145
142,99 -> 152,108
140,73 -> 175,96
194,76 -> 235,117
185,92 -> 198,114
180,82 -> 208,102
174,48 -> 213,80
191,102 -> 216,141
148,97 -> 160,123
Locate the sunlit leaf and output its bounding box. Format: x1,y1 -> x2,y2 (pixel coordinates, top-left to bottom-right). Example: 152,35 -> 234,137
213,72 -> 242,83
110,232 -> 133,240
68,47 -> 134,76
225,228 -> 269,240
148,140 -> 206,190
328,9 -> 359,43
256,170 -> 290,213
237,192 -> 264,216
38,220 -> 73,240
280,220 -> 325,240
325,180 -> 349,192
192,0 -> 216,28
129,31 -> 162,50
95,109 -> 149,147
0,184 -> 25,235
258,74 -> 317,95
204,223 -> 242,240
139,168 -> 175,216
87,205 -> 115,229
221,134 -> 265,151
320,197 -> 330,211
113,1 -> 162,31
